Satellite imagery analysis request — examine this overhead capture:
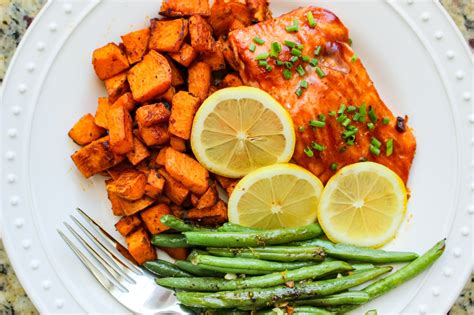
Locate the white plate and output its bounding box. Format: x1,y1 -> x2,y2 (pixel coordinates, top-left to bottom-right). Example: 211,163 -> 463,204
1,0 -> 472,313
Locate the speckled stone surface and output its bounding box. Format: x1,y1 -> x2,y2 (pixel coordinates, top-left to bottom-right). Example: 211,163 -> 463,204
0,0 -> 472,314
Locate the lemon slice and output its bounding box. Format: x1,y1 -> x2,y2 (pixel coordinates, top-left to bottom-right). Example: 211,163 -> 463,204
318,162 -> 407,248
190,87 -> 295,178
228,163 -> 324,229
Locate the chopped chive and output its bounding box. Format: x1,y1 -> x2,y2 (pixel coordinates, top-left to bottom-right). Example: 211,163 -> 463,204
314,45 -> 322,56
382,117 -> 390,125
265,65 -> 273,72
301,55 -> 310,62
371,137 -> 382,149
336,114 -> 347,123
318,114 -> 326,122
341,118 -> 351,127
342,129 -> 357,139
346,136 -> 355,146
300,80 -> 308,89
296,65 -> 305,76
309,58 -> 318,66
368,106 -> 377,123
290,56 -> 299,63
297,43 -> 304,50
329,111 -> 337,117
358,104 -> 367,122
286,19 -> 299,32
258,60 -> 268,66
270,42 -> 282,58
386,138 -> 394,156
298,125 -> 305,132
309,120 -> 325,128
315,66 -> 325,78
347,105 -> 357,113
307,11 -> 317,28
304,147 -> 314,157
346,125 -> 358,131
256,52 -> 269,60
367,122 -> 375,130
338,104 -> 346,115
353,113 -> 361,122
276,59 -> 284,66
295,87 -> 303,97
291,48 -> 302,56
348,38 -> 353,46
249,43 -> 256,52
330,163 -> 338,171
284,40 -> 297,48
285,61 -> 293,69
351,54 -> 358,62
282,69 -> 292,80
369,145 -> 380,156
253,37 -> 265,45
311,142 -> 326,151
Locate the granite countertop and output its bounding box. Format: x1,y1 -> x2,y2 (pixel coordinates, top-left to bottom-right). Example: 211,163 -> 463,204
0,0 -> 472,314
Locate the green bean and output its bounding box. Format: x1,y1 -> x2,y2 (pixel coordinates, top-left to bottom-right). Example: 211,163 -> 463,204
157,261 -> 352,291
160,215 -> 212,232
257,306 -> 334,315
217,223 -> 262,232
207,246 -> 325,262
189,307 -> 249,315
151,234 -> 189,248
293,291 -> 369,306
175,260 -> 225,277
193,254 -> 316,271
351,263 -> 375,271
293,238 -> 418,263
365,310 -> 377,315
184,223 -> 323,247
176,267 -> 392,308
143,260 -> 192,278
196,264 -> 273,275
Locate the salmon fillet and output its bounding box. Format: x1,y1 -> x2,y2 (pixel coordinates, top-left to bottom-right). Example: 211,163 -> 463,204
229,6 -> 416,184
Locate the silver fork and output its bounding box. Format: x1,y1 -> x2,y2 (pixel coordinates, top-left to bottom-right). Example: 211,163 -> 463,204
58,208 -> 190,314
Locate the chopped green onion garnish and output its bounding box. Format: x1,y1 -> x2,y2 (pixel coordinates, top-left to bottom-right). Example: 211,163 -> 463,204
367,122 -> 375,130
347,105 -> 357,113
351,54 -> 358,62
253,37 -> 265,45
348,38 -> 353,46
369,145 -> 380,156
346,136 -> 355,146
329,111 -> 337,117
282,69 -> 292,80
386,138 -> 394,156
309,120 -> 325,128
296,65 -> 305,76
353,113 -> 361,121
382,117 -> 390,125
255,52 -> 269,60
291,48 -> 302,56
338,104 -> 346,115
309,58 -> 318,66
265,65 -> 273,72
297,43 -> 304,50
315,66 -> 325,78
330,163 -> 338,171
298,125 -> 305,132
371,137 -> 382,149
300,80 -> 308,89
318,114 -> 326,122
249,43 -> 256,52
314,45 -> 322,56
342,129 -> 357,139
346,125 -> 357,131
270,42 -> 282,58
311,142 -> 326,151
368,106 -> 377,123
358,104 -> 367,122
285,61 -> 293,69
295,87 -> 303,97
286,19 -> 299,32
304,147 -> 314,157
341,118 -> 351,127
336,114 -> 347,123
284,40 -> 297,48
276,60 -> 284,66
290,56 -> 299,63
307,11 -> 317,28
258,60 -> 268,66
301,55 -> 310,62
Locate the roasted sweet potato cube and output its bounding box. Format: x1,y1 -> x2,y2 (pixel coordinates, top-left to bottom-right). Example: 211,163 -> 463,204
167,57 -> 184,86
200,43 -> 226,71
138,124 -> 170,147
71,136 -> 125,178
247,0 -> 272,22
126,227 -> 156,264
162,247 -> 189,260
221,73 -> 243,88
196,185 -> 218,209
165,148 -> 209,195
107,170 -> 147,200
126,136 -> 150,166
190,194 -> 199,207
170,204 -> 185,218
214,174 -> 234,189
169,43 -> 198,67
140,204 -> 171,234
136,103 -> 171,128
155,147 -> 169,166
136,161 -> 151,176
127,50 -> 172,102
188,61 -> 211,102
168,91 -> 199,140
95,97 -> 110,129
189,15 -> 214,52
121,28 -> 150,64
68,113 -> 106,146
170,136 -> 186,152
145,169 -> 166,198
105,72 -> 129,103
187,200 -> 228,225
115,215 -> 142,236
160,0 -> 210,17
149,18 -> 188,53
218,36 -> 239,71
157,86 -> 175,103
106,179 -> 125,215
209,0 -> 252,37
157,195 -> 172,205
111,92 -> 136,112
92,43 -> 129,80
120,196 -> 155,216
159,169 -> 190,205
107,104 -> 134,154
107,161 -> 134,180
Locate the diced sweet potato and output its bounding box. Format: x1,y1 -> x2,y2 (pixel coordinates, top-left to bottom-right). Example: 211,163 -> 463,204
107,161 -> 134,180
156,147 -> 169,166
214,174 -> 234,189
160,0 -> 210,17
105,72 -> 129,103
189,15 -> 214,52
188,61 -> 211,102
107,170 -> 147,200
126,227 -> 156,264
170,204 -> 185,218
145,169 -> 166,198
170,136 -> 186,152
95,97 -> 110,129
209,0 -> 252,37
159,169 -> 190,205
165,148 -> 209,195
126,136 -> 150,165
218,36 -> 239,71
196,184 -> 218,209
226,180 -> 238,196
168,91 -> 199,140
71,136 -> 125,178
138,124 -> 170,147
92,43 -> 129,80
106,179 -> 125,215
149,18 -> 188,53
121,28 -> 150,64
190,194 -> 199,207
200,42 -> 226,71
136,103 -> 171,128
107,104 -> 134,154
221,73 -> 243,88
120,196 -> 155,216
157,195 -> 172,205
115,215 -> 142,236
167,57 -> 185,86
127,50 -> 172,102
169,43 -> 198,67
162,247 -> 189,260
68,113 -> 106,146
187,200 -> 228,225
157,86 -> 175,103
111,92 -> 136,112
247,0 -> 272,22
140,204 -> 171,234
136,160 -> 151,176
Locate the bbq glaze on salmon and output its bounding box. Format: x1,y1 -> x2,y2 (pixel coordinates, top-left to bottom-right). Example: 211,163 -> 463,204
229,6 -> 416,184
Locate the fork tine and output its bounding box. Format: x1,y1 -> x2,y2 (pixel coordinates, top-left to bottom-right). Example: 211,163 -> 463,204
70,215 -> 138,281
58,230 -> 120,293
64,222 -> 129,292
76,208 -> 143,275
